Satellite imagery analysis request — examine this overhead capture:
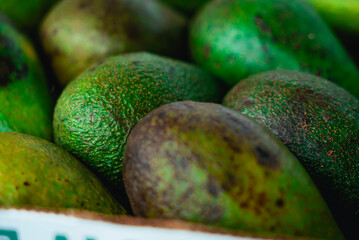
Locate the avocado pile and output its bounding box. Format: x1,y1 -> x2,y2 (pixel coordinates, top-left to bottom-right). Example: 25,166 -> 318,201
0,0 -> 358,239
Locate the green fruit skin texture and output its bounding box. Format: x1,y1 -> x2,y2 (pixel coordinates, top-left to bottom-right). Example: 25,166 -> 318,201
124,101 -> 343,239
40,0 -> 187,85
190,0 -> 359,98
223,70 -> 359,237
159,0 -> 210,15
0,132 -> 126,215
305,0 -> 359,35
53,52 -> 222,198
0,0 -> 58,31
0,16 -> 53,140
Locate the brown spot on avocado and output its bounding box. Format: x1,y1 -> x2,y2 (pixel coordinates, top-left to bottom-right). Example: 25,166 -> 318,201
257,192 -> 267,206
158,111 -> 167,119
240,202 -> 249,208
204,44 -> 211,59
262,45 -> 269,53
254,15 -> 271,35
0,56 -> 17,87
276,198 -> 284,207
255,145 -> 280,170
207,175 -> 221,197
78,2 -> 92,9
244,99 -> 254,106
223,136 -> 241,153
23,181 -> 30,186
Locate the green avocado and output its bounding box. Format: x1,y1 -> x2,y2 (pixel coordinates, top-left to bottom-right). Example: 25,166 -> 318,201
0,132 -> 126,215
305,0 -> 359,35
53,52 -> 222,207
123,101 -> 343,239
0,0 -> 58,31
40,0 -> 187,85
0,16 -> 52,140
158,0 -> 210,15
189,0 -> 359,98
223,70 -> 359,238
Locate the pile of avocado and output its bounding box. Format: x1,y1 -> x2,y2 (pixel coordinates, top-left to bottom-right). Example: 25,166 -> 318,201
0,0 -> 358,239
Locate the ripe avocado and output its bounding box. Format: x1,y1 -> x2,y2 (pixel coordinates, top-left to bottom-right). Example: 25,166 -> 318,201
189,0 -> 359,98
0,16 -> 53,140
0,0 -> 58,31
123,101 -> 343,239
40,0 -> 187,85
305,0 -> 359,35
53,52 -> 222,207
0,132 -> 126,215
223,70 -> 359,238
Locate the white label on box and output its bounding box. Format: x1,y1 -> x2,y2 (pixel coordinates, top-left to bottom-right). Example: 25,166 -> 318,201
0,209 -> 263,240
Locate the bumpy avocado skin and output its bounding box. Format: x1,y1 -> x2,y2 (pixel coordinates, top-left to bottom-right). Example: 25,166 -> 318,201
124,101 -> 343,239
190,0 -> 359,98
0,0 -> 58,31
0,132 -> 126,215
53,52 -> 222,205
40,0 -> 187,85
0,16 -> 53,140
305,0 -> 359,35
159,0 -> 210,15
223,70 -> 359,238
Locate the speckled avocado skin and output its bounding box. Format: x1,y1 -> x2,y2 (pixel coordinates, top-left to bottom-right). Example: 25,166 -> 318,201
190,0 -> 359,98
0,132 -> 126,215
53,52 -> 222,206
0,0 -> 58,31
305,0 -> 359,35
40,0 -> 187,85
124,101 -> 343,239
0,16 -> 53,140
223,70 -> 359,238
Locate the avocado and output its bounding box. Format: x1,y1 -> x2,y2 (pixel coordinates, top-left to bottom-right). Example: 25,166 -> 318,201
223,70 -> 359,238
0,132 -> 126,215
123,101 -> 343,239
305,0 -> 359,35
40,0 -> 187,85
0,15 -> 53,140
0,0 -> 58,32
189,0 -> 359,98
158,0 -> 210,15
53,52 -> 222,207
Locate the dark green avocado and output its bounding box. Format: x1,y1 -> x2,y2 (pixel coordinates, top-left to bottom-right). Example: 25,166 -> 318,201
124,101 -> 343,239
223,70 -> 359,238
0,15 -> 53,140
190,0 -> 359,98
53,52 -> 222,207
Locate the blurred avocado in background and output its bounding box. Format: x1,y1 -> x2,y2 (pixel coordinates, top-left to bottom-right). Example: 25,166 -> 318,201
305,0 -> 359,66
0,15 -> 53,140
0,0 -> 59,32
40,0 -> 187,86
305,0 -> 359,35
